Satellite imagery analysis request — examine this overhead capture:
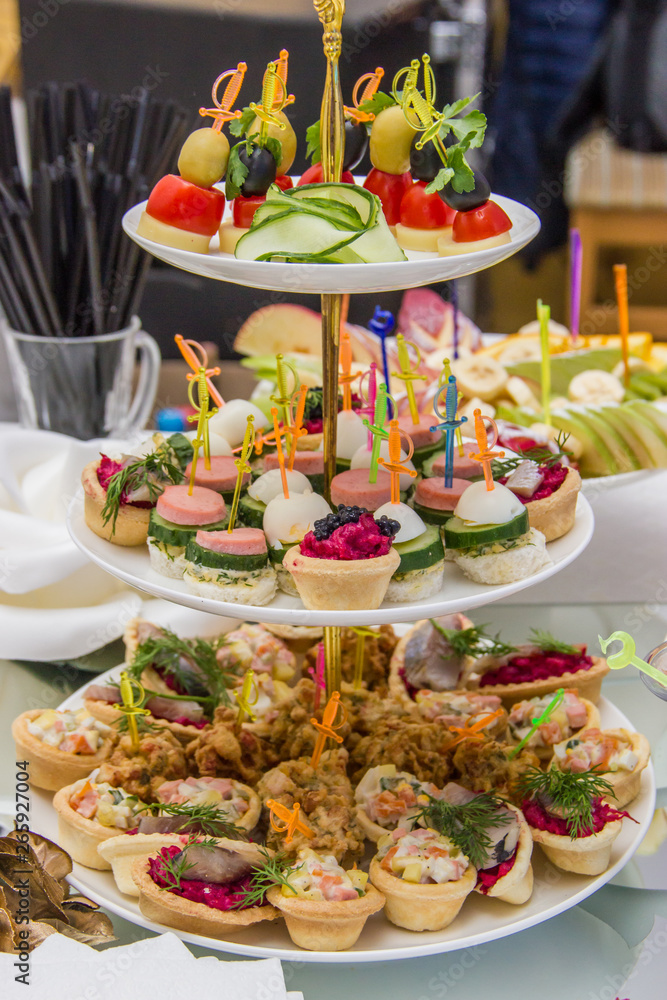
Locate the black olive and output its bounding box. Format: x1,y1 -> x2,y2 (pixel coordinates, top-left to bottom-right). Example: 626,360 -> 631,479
342,119 -> 369,171
238,145 -> 277,197
438,170 -> 491,212
409,134 -> 445,182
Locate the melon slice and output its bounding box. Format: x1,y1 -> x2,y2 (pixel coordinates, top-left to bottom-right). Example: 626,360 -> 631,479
234,303 -> 323,357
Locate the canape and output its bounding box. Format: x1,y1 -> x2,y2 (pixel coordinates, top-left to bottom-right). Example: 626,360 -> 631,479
354,764 -> 440,843
550,728 -> 650,808
12,709 -> 113,791
501,462 -> 582,542
97,832 -> 191,896
266,848 -> 385,951
369,828 -> 476,931
82,459 -> 151,546
183,527 -> 277,605
507,690 -> 600,762
155,775 -> 261,832
53,775 -> 146,869
470,800 -> 534,905
414,690 -> 508,741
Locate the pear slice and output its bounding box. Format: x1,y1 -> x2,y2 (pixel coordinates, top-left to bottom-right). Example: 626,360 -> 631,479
573,406 -> 640,473
550,409 -> 617,477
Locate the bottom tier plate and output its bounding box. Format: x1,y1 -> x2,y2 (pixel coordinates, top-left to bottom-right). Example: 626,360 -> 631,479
30,667 -> 654,963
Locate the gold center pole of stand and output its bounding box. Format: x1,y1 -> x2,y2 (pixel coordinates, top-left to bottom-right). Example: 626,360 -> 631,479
323,624 -> 341,697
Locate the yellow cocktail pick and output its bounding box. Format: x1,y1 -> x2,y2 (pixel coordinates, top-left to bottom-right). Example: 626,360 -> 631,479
187,366 -> 217,487
113,671 -> 150,753
393,334 -> 426,425
227,415 -> 255,533
234,669 -> 259,725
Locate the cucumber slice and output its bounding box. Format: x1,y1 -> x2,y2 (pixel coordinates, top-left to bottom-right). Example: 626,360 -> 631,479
412,500 -> 455,527
148,510 -> 229,547
444,510 -> 529,549
421,451 -> 445,478
268,544 -> 287,566
167,432 -> 194,470
306,473 -> 325,494
184,539 -> 268,573
238,494 -> 266,529
236,210 -> 360,262
410,440 -> 442,471
394,525 -> 444,574
288,183 -> 377,225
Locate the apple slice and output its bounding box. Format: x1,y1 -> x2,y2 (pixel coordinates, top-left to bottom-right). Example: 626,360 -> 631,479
234,303 -> 323,357
550,408 -> 617,477
575,407 -> 640,473
608,405 -> 667,467
600,405 -> 654,468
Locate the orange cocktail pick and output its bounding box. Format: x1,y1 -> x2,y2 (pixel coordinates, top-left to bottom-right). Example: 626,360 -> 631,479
469,409 -> 504,491
175,335 -> 224,409
227,415 -> 255,532
614,264 -> 631,386
234,669 -> 259,726
344,67 -> 385,123
266,800 -> 314,845
271,406 -> 290,499
286,384 -> 308,471
199,63 -> 248,131
448,708 -> 505,749
310,691 -> 347,769
377,420 -> 417,504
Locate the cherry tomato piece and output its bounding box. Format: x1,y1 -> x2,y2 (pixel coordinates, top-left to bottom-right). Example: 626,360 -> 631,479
274,174 -> 293,190
452,200 -> 512,243
297,162 -> 355,186
232,194 -> 266,229
145,175 -> 225,236
363,168 -> 412,226
399,181 -> 456,229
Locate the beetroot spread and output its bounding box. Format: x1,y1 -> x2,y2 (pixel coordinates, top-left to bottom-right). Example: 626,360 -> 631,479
479,649 -> 592,687
499,463 -> 568,504
522,798 -> 632,838
476,853 -> 516,894
172,715 -> 207,729
97,455 -> 152,508
301,513 -> 392,560
148,846 -> 258,910
304,418 -> 323,435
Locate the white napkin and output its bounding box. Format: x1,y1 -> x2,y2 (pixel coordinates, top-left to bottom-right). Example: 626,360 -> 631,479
0,425 -> 237,661
0,931 -> 291,999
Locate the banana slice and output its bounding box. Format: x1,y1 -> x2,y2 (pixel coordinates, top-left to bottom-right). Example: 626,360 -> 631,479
498,338 -> 542,363
568,369 -> 624,404
459,397 -> 496,436
506,375 -> 540,409
452,355 -> 507,402
612,357 -> 652,379
518,319 -> 570,339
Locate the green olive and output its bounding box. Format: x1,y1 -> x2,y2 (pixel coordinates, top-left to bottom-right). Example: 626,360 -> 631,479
178,128 -> 230,187
248,110 -> 296,176
369,104 -> 418,175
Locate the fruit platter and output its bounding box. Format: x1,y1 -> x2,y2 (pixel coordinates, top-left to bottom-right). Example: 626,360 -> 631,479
23,616 -> 655,961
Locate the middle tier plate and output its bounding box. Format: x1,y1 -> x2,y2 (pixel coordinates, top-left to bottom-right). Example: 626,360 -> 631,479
121,192 -> 540,294
67,492 -> 594,626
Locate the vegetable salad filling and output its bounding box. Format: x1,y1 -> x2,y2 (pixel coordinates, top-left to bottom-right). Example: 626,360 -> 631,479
69,779 -> 145,828
355,764 -> 440,829
416,691 -> 503,728
157,776 -> 250,822
27,709 -> 110,754
508,690 -> 589,748
552,728 -> 639,774
377,828 -> 469,885
279,848 -> 368,901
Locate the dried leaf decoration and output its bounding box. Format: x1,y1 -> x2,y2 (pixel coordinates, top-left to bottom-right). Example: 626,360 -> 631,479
0,831 -> 115,951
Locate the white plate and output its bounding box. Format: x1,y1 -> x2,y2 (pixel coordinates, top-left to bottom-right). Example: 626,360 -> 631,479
122,193 -> 540,294
580,469 -> 657,494
30,672 -> 655,964
67,492 -> 594,627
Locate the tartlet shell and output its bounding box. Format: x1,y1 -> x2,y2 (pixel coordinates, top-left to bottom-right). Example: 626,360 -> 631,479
529,819 -> 622,875
97,832 -> 193,896
53,778 -> 125,869
524,466 -> 582,542
368,857 -> 476,931
266,883 -> 385,951
12,710 -> 113,791
283,544 -> 400,611
550,728 -> 650,809
81,460 -> 151,546
508,697 -> 601,763
473,804 -> 534,905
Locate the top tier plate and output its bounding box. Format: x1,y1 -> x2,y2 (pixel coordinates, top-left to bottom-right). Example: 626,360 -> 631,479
122,193 -> 539,294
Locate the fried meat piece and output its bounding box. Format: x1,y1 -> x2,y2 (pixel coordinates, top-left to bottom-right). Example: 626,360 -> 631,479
349,718 -> 456,787
452,739 -> 541,797
186,707 -> 277,785
96,730 -> 188,801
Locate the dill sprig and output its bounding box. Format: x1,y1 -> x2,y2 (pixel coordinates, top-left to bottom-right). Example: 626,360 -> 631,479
101,440 -> 185,530
155,834 -> 218,891
518,767 -> 615,840
128,628 -> 232,711
529,629 -> 579,656
233,847 -> 297,909
136,801 -> 247,840
414,793 -> 510,869
493,431 -> 573,479
430,621 -> 517,660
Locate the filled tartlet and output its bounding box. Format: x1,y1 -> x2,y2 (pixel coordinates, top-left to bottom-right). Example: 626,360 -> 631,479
507,690 -> 600,761
12,708 -> 113,791
499,459 -> 582,542
265,848 -> 385,951
132,838 -> 279,938
415,690 -> 508,741
283,506 -> 401,610
53,775 -> 146,869
354,764 -> 441,842
155,775 -> 261,832
550,727 -> 650,808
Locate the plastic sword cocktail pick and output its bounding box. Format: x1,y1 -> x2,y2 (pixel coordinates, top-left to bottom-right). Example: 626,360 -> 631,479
286,383 -> 308,471
440,358 -> 464,457
350,626 -> 378,690
377,420 -> 417,504
227,415 -> 255,532
272,49 -> 291,100
234,668 -> 259,725
358,362 -> 377,450
187,367 -> 217,487
613,264 -> 631,387
271,353 -> 298,429
393,334 -> 426,425
344,67 -> 385,123
362,381 -> 389,483
307,641 -> 327,711
537,299 -> 552,427
271,406 -> 290,499
339,328 -> 356,412
248,59 -> 295,147
113,671 -> 150,753
310,690 -> 347,769
266,799 -> 314,845
175,334 -> 224,409
199,63 -> 248,130
598,632 -> 667,688
569,229 -> 582,344
448,708 -> 505,749
508,689 -> 565,759
368,306 -> 395,396
470,408 -> 504,491
394,54 -> 448,168
430,375 -> 468,488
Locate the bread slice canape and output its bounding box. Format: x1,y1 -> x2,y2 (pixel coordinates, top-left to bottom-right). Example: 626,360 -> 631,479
12,709 -> 113,792
266,849 -> 385,951
550,728 -> 650,809
132,838 -> 279,937
53,776 -> 144,869
473,803 -> 534,905
369,829 -> 476,931
81,459 -> 151,546
506,692 -> 600,763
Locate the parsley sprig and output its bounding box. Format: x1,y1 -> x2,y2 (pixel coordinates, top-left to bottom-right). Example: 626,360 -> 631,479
305,121 -> 321,167
414,793 -> 509,869
128,628 -> 233,711
100,441 -> 185,530
233,847 -> 297,909
430,621 -> 517,659
518,767 -> 615,840
136,801 -> 247,840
